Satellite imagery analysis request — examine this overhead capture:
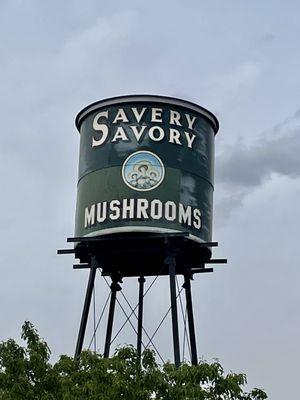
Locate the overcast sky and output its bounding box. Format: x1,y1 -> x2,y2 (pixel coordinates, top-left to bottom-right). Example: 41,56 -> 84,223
1,1 -> 300,398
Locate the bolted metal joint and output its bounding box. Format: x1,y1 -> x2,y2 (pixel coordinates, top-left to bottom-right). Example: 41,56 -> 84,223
111,281 -> 122,292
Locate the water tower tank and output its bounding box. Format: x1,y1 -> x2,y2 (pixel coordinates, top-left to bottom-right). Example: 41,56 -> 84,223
74,95 -> 218,276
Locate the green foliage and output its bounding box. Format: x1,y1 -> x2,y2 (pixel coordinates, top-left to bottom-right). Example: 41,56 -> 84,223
0,322 -> 267,400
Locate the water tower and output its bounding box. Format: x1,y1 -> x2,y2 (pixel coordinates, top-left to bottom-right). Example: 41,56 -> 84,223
58,95 -> 226,366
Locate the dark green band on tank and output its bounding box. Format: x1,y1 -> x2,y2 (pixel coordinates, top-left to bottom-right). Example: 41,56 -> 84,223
75,168 -> 213,242
78,103 -> 215,183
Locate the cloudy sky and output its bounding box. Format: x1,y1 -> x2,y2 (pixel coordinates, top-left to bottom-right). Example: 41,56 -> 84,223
1,0 -> 300,398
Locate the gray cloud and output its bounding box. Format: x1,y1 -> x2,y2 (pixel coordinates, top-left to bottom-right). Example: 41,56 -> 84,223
217,110 -> 300,188
214,109 -> 300,222
260,33 -> 275,43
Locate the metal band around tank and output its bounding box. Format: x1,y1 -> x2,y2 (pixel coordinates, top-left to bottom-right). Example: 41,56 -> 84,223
75,94 -> 219,134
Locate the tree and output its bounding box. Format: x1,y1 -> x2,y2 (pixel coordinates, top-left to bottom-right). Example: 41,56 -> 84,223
0,322 -> 267,399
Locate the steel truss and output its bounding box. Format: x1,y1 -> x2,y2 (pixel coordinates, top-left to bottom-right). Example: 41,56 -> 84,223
58,233 -> 226,365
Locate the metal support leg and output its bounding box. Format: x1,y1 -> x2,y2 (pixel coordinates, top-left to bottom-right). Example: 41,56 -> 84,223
74,256 -> 97,358
183,273 -> 198,365
166,250 -> 180,367
137,276 -> 145,358
104,279 -> 121,358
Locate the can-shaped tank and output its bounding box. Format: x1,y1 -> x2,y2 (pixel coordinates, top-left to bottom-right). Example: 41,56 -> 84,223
74,95 -> 218,273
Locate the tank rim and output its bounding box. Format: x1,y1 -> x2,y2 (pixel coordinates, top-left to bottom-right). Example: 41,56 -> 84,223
75,94 -> 219,134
